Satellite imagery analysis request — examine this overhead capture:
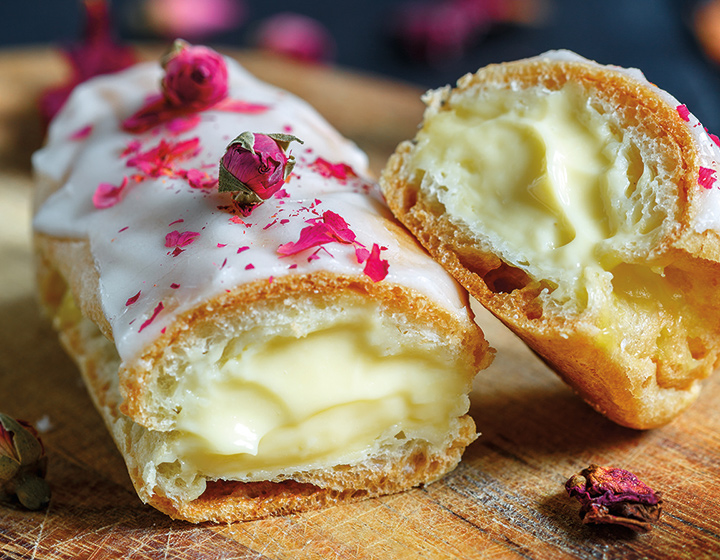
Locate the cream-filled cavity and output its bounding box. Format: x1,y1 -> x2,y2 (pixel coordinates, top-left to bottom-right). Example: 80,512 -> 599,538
410,81 -> 673,311
165,312 -> 469,482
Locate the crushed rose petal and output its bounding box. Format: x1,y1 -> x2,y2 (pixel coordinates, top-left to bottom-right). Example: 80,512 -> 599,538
92,176 -> 129,209
126,137 -> 200,178
310,157 -> 357,180
122,140 -> 143,157
699,166 -> 717,189
276,211 -> 351,255
277,210 -> 389,282
362,244 -> 389,282
139,301 -> 165,332
213,98 -> 271,114
125,291 -> 141,306
166,114 -> 202,134
70,124 -> 93,140
180,168 -> 218,189
677,104 -> 691,122
165,230 -> 201,248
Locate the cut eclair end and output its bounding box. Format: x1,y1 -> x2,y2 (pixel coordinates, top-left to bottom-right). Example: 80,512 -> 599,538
380,50 -> 720,429
43,266 -> 489,521
31,46 -> 496,522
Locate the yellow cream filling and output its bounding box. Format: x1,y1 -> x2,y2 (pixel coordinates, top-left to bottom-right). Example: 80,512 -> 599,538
168,319 -> 469,481
411,82 -> 667,310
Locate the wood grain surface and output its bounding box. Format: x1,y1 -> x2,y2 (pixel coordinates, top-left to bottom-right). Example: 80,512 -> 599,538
1,46 -> 720,560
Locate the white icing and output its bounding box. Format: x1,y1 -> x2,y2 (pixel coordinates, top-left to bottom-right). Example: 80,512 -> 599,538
536,50 -> 720,234
33,59 -> 469,363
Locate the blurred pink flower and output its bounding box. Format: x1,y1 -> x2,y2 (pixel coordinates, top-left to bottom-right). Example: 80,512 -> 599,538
39,0 -> 136,125
254,12 -> 335,63
144,0 -> 246,39
390,0 -> 547,64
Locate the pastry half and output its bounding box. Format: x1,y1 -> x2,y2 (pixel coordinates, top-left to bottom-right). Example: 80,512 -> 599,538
32,48 -> 492,522
381,50 -> 720,429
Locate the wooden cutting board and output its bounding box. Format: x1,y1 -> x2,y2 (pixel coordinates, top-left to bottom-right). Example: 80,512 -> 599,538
1,46 -> 719,560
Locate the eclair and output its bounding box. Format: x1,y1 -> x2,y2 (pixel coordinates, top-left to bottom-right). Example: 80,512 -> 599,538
380,50 -> 720,429
32,43 -> 492,522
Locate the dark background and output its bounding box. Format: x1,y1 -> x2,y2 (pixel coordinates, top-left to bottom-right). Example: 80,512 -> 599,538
0,0 -> 718,131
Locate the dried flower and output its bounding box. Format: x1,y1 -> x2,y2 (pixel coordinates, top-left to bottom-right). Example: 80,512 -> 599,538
565,464 -> 662,533
218,132 -> 302,207
122,41 -> 271,133
389,0 -> 548,65
0,413 -> 51,511
161,39 -> 229,109
123,40 -> 230,133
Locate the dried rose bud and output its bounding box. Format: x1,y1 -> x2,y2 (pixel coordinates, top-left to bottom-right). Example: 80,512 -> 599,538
161,39 -> 229,110
565,464 -> 662,533
0,413 -> 51,510
218,132 -> 302,207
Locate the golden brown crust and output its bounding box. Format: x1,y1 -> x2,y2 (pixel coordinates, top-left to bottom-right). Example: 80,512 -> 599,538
140,418 -> 476,523
381,54 -> 720,429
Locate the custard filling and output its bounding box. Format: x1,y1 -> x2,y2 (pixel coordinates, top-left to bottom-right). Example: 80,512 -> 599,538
165,314 -> 471,482
411,81 -> 669,310
406,81 -> 715,380
56,288 -> 473,492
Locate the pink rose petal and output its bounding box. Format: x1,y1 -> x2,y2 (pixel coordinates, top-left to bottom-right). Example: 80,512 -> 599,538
363,244 -> 389,282
677,104 -> 691,122
126,137 -> 200,178
699,166 -> 717,190
93,176 -> 129,209
139,301 -> 165,332
165,230 -> 201,248
70,124 -> 93,140
310,157 -> 357,180
125,291 -> 141,306
214,98 -> 271,114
